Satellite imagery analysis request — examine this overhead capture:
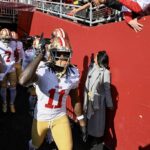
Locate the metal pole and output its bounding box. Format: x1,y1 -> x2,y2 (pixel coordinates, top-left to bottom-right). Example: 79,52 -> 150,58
89,4 -> 92,26
60,0 -> 62,18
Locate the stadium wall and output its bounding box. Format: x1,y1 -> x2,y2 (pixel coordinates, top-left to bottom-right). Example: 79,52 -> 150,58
17,11 -> 150,150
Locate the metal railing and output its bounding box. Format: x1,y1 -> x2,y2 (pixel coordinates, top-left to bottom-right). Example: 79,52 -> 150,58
34,0 -> 122,26
0,0 -> 35,23
0,5 -> 18,23
0,0 -> 122,26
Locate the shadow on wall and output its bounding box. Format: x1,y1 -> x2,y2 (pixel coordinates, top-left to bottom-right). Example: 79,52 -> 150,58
79,53 -> 95,102
79,55 -> 89,103
104,84 -> 119,150
139,144 -> 150,150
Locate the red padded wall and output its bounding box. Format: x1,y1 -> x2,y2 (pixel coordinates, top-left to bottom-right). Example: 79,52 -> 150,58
17,11 -> 33,37
18,11 -> 150,150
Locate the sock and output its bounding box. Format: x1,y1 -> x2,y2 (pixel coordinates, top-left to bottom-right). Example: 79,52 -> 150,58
0,87 -> 7,104
9,87 -> 16,104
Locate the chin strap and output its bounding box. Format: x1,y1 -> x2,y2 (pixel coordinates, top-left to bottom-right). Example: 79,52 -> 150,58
56,67 -> 67,79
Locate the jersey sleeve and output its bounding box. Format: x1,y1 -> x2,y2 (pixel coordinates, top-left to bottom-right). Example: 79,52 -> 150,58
17,41 -> 25,60
69,66 -> 80,89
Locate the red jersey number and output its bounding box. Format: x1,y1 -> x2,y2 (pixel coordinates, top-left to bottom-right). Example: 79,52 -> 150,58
5,50 -> 11,62
45,89 -> 65,108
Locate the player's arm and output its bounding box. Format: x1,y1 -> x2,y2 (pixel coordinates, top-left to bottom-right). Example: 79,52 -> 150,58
69,88 -> 87,142
69,88 -> 86,126
0,55 -> 3,72
19,53 -> 43,86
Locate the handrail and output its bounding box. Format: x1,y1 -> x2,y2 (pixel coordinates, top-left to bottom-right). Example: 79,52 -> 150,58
0,0 -> 35,23
0,0 -> 122,26
34,0 -> 122,26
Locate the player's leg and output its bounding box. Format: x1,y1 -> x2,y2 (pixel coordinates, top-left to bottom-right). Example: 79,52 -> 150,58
50,115 -> 73,150
8,71 -> 17,113
0,75 -> 7,113
31,118 -> 49,149
28,86 -> 37,116
15,62 -> 22,82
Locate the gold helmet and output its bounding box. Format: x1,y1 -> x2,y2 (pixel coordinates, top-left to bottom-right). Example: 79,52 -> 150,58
51,28 -> 66,39
11,31 -> 18,40
50,37 -> 72,68
0,28 -> 11,40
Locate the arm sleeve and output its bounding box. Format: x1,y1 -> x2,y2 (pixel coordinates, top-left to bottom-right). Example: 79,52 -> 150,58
123,11 -> 133,23
104,70 -> 113,108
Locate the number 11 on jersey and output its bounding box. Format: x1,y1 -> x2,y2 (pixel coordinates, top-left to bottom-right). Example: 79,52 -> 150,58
45,89 -> 65,109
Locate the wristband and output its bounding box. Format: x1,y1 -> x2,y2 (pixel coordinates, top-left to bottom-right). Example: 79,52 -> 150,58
77,115 -> 84,120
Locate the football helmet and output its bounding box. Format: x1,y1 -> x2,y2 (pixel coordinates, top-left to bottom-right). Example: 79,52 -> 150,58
23,36 -> 34,50
11,31 -> 18,40
51,28 -> 66,39
50,37 -> 72,68
0,28 -> 11,42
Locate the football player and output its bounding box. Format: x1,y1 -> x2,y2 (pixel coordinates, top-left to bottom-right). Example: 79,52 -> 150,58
22,36 -> 37,116
10,31 -> 25,81
19,36 -> 87,150
0,28 -> 17,113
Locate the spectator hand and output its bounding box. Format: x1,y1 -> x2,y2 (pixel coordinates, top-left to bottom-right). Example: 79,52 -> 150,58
67,9 -> 78,16
128,18 -> 143,32
80,126 -> 87,142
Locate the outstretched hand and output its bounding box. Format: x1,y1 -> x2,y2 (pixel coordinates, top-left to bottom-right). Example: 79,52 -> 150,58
67,9 -> 78,16
128,18 -> 143,32
35,39 -> 46,57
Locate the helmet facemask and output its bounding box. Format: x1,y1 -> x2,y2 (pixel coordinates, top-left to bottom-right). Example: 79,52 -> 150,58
50,37 -> 72,75
51,48 -> 72,68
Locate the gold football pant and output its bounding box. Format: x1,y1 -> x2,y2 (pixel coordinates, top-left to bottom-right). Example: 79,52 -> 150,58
0,71 -> 17,88
32,115 -> 73,150
15,62 -> 22,82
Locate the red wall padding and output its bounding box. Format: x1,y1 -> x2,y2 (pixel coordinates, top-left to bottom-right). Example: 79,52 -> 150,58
18,11 -> 150,150
17,11 -> 33,37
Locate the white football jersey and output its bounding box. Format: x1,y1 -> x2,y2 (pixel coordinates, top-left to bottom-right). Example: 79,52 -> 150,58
122,0 -> 150,12
9,40 -> 17,51
16,41 -> 25,62
22,48 -> 36,70
0,41 -> 15,72
34,64 -> 80,121
10,40 -> 25,63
